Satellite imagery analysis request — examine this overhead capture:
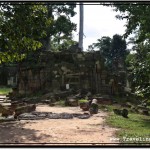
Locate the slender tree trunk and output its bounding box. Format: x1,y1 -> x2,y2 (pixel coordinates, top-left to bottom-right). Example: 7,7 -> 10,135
46,36 -> 51,51
46,4 -> 53,51
0,64 -> 8,86
79,3 -> 84,51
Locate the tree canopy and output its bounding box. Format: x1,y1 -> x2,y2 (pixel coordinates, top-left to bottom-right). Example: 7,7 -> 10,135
88,34 -> 127,73
111,3 -> 150,99
126,42 -> 150,99
44,3 -> 77,51
0,2 -> 77,64
111,2 -> 150,43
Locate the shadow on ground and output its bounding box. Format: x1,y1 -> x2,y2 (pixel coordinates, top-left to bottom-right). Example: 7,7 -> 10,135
0,121 -> 52,144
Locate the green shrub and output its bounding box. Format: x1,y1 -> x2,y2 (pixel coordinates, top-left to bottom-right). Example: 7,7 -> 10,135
78,99 -> 88,103
0,87 -> 12,95
55,100 -> 66,107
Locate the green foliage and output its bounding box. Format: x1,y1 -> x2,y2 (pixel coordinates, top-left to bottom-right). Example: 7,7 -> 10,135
98,104 -> 116,112
88,34 -> 128,73
110,3 -> 150,99
0,87 -> 12,94
51,38 -> 77,52
112,3 -> 150,43
88,36 -> 111,58
78,99 -> 88,103
106,112 -> 150,143
0,4 -> 50,63
43,3 -> 77,51
0,2 -> 77,63
126,43 -> 150,99
54,100 -> 66,107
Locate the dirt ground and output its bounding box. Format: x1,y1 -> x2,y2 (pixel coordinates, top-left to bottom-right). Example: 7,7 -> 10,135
0,104 -> 119,146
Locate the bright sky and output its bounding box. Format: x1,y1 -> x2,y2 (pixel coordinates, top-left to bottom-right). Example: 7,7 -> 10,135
71,4 -> 128,51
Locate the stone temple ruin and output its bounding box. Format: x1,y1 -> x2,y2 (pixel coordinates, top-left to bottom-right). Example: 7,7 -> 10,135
15,51 -> 125,96
0,51 -> 128,121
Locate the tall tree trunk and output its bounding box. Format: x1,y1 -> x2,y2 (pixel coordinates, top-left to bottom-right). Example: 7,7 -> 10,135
0,64 -> 8,86
45,4 -> 53,51
79,3 -> 84,51
46,36 -> 51,51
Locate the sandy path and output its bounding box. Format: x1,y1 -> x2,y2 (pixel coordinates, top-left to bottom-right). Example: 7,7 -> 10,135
0,105 -> 119,145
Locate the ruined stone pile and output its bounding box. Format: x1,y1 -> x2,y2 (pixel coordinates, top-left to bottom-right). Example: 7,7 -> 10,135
17,112 -> 91,120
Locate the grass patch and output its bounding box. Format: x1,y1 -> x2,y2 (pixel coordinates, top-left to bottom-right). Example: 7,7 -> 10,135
54,100 -> 66,107
106,111 -> 150,144
0,87 -> 12,95
98,104 -> 119,112
78,99 -> 88,103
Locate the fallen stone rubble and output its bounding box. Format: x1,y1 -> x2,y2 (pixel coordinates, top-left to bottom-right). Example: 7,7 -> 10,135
18,112 -> 91,120
0,112 -> 91,121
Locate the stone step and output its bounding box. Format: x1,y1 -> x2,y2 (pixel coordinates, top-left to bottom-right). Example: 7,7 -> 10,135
0,95 -> 7,99
0,98 -> 11,101
0,98 -> 10,100
0,103 -> 11,106
0,101 -> 11,103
